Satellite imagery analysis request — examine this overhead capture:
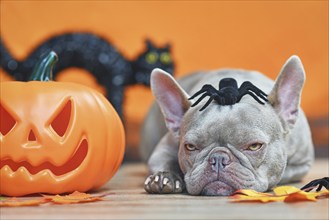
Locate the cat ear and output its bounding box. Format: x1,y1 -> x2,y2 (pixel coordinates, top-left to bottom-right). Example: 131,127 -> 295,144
268,55 -> 305,128
151,68 -> 191,138
164,43 -> 172,50
145,39 -> 154,49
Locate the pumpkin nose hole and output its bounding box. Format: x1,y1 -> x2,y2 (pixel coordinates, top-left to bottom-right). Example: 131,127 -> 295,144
28,130 -> 37,141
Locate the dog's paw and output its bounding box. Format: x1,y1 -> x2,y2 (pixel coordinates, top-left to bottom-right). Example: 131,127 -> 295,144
144,171 -> 185,194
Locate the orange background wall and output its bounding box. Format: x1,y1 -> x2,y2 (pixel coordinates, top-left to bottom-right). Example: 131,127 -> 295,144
1,1 -> 328,158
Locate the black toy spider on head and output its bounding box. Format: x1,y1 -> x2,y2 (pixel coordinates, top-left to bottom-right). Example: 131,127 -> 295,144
189,78 -> 268,111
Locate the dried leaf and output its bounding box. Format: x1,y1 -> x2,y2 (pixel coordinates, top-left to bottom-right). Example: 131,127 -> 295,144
43,191 -> 103,204
273,186 -> 300,196
233,189 -> 273,197
0,191 -> 107,207
0,197 -> 47,207
230,194 -> 285,203
230,186 -> 329,203
284,191 -> 317,203
230,189 -> 283,203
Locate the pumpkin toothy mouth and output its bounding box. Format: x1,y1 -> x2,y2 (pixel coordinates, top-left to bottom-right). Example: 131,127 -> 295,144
0,139 -> 88,176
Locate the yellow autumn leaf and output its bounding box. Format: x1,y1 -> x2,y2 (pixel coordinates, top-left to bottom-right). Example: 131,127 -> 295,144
230,186 -> 329,203
233,189 -> 273,197
273,186 -> 300,196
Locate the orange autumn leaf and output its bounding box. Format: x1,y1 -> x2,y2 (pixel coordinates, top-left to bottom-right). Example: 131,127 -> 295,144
0,197 -> 47,207
43,191 -> 104,204
230,186 -> 329,203
284,191 -> 317,203
233,189 -> 273,197
0,191 -> 107,207
230,194 -> 285,203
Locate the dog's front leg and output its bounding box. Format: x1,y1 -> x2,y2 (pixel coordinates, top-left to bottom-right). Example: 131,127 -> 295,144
280,159 -> 314,184
144,132 -> 185,194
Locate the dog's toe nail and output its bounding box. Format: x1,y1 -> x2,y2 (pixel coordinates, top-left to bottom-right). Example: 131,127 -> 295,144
144,176 -> 151,185
163,177 -> 169,185
144,178 -> 152,193
175,180 -> 180,189
154,175 -> 160,182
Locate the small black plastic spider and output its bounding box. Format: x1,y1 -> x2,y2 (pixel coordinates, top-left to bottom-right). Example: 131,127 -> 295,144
300,177 -> 329,192
189,78 -> 268,111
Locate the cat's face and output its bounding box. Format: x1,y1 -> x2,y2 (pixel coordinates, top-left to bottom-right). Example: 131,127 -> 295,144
132,40 -> 174,86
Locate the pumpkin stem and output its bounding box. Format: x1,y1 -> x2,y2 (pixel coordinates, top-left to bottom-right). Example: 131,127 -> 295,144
29,51 -> 58,81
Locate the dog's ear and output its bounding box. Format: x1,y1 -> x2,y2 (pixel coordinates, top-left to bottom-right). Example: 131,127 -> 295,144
150,68 -> 191,138
268,55 -> 305,127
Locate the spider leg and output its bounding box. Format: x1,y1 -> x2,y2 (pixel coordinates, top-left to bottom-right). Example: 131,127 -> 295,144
199,95 -> 215,111
189,89 -> 206,100
316,184 -> 323,192
191,93 -> 210,107
239,82 -> 268,102
314,177 -> 329,191
240,81 -> 268,96
300,179 -> 319,192
189,84 -> 216,100
317,177 -> 329,191
239,91 -> 266,104
301,177 -> 329,192
247,88 -> 268,102
190,84 -> 222,109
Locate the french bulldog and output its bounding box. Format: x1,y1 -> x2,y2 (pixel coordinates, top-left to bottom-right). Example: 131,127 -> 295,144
140,55 -> 314,196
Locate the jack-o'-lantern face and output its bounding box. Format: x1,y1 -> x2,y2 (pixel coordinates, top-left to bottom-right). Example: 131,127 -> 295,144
1,98 -> 88,176
0,52 -> 125,196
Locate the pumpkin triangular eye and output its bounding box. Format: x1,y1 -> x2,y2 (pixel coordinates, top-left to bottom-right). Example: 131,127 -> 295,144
50,100 -> 72,137
0,103 -> 17,136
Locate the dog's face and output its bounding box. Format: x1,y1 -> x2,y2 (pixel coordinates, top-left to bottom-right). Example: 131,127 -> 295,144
178,100 -> 287,195
150,56 -> 305,195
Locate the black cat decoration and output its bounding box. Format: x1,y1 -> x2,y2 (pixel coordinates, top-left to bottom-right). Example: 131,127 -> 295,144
0,33 -> 175,119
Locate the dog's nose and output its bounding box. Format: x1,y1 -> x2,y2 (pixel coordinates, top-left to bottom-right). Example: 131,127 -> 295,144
209,153 -> 230,172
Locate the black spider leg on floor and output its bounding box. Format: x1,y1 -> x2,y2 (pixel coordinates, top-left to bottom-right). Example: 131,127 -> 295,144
237,81 -> 268,104
300,177 -> 329,192
189,84 -> 223,111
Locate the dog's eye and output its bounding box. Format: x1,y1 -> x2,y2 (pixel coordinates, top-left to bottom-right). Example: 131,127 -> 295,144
247,143 -> 263,151
185,143 -> 197,151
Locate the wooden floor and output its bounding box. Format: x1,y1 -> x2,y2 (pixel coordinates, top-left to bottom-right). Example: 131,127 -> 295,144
1,159 -> 328,220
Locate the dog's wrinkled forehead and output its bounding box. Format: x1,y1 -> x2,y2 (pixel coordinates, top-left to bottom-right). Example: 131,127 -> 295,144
181,101 -> 283,145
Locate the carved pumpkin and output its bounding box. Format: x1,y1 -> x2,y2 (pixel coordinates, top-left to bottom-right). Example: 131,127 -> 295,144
0,52 -> 125,196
